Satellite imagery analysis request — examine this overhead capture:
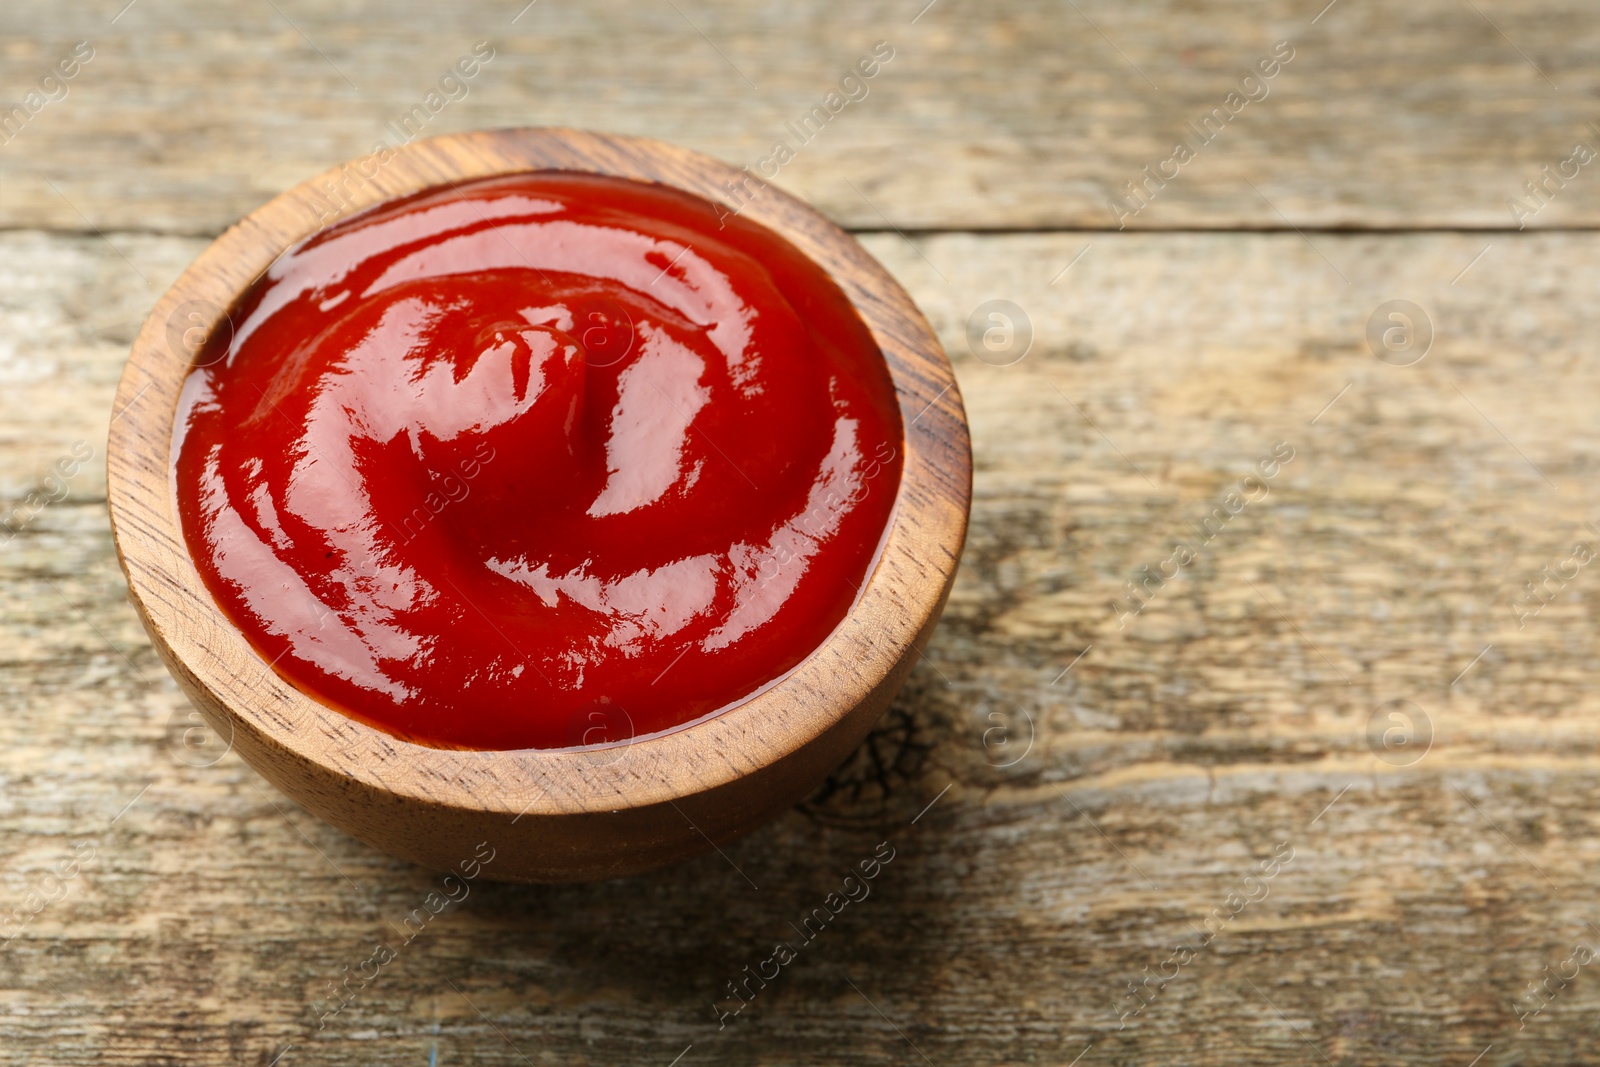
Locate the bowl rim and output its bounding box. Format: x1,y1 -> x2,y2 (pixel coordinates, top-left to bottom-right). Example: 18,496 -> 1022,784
107,126 -> 970,818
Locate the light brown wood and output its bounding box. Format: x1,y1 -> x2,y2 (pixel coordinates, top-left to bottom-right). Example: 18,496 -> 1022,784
9,226 -> 1600,1062
104,128 -> 972,884
11,1 -> 1600,1058
7,0 -> 1600,233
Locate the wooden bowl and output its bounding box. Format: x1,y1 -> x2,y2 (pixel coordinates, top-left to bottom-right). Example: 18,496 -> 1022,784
107,128 -> 970,883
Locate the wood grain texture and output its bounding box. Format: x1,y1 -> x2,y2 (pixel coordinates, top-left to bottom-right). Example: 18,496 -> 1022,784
103,128 -> 969,883
6,0 -> 1600,232
8,225 -> 1600,1062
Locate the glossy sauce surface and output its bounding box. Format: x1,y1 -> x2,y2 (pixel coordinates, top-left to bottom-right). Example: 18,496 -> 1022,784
174,173 -> 903,750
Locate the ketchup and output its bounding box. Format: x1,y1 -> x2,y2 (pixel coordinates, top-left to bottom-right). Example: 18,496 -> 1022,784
174,172 -> 903,750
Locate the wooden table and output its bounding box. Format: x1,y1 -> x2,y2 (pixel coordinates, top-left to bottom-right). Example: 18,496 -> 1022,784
5,2 -> 1600,1063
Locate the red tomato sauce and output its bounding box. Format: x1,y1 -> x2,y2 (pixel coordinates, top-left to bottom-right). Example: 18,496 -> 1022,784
174,172 -> 903,750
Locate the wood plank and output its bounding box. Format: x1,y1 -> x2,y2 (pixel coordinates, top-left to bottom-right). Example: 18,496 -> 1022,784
5,0 -> 1600,232
6,226 -> 1600,1063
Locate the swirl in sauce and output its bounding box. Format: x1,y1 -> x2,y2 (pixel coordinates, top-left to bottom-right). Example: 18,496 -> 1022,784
174,172 -> 903,750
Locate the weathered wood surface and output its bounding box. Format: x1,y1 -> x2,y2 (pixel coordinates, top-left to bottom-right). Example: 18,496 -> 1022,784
6,0 -> 1600,232
7,224 -> 1600,1064
11,0 -> 1600,1060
